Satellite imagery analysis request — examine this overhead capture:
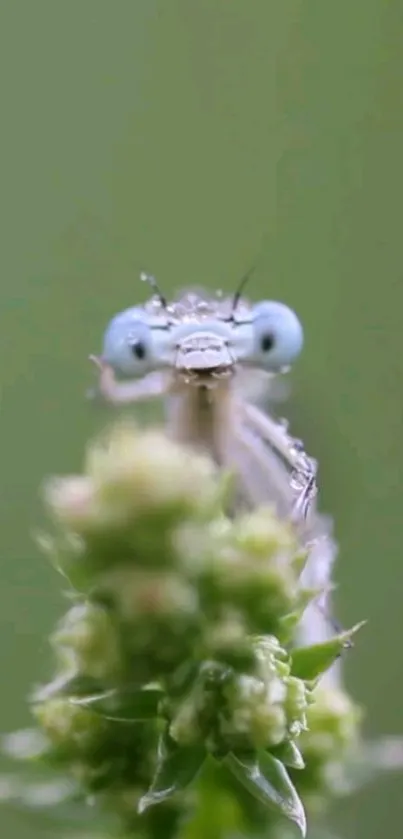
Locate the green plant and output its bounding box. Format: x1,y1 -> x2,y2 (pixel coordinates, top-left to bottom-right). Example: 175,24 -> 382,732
1,422 -> 402,839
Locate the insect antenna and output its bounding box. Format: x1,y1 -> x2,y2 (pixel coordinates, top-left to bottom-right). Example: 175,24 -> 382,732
230,221 -> 277,316
230,265 -> 256,316
140,271 -> 168,309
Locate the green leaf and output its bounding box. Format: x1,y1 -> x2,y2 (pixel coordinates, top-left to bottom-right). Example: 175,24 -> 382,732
224,750 -> 306,837
277,590 -> 323,643
278,611 -> 303,643
270,740 -> 305,770
70,686 -> 164,721
33,673 -> 103,702
138,735 -> 205,813
291,622 -> 366,681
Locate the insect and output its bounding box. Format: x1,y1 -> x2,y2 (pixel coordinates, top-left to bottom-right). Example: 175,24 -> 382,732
90,273 -> 338,659
90,274 -> 316,518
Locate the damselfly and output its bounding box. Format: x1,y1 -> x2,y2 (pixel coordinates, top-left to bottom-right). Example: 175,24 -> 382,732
90,275 -> 337,658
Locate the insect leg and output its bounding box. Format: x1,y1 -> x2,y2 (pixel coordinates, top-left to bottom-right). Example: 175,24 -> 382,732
231,418 -> 299,513
242,402 -> 318,520
88,356 -> 169,404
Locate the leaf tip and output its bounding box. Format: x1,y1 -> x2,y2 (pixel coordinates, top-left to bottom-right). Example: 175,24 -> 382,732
137,795 -> 148,815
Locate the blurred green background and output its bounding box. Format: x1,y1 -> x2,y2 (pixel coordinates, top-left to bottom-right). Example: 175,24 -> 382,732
0,1 -> 402,837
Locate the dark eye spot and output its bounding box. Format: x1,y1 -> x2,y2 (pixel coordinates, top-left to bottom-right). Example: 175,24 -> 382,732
260,333 -> 275,353
131,340 -> 146,360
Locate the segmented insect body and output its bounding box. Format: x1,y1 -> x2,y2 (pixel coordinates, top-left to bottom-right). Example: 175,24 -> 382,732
91,280 -> 337,672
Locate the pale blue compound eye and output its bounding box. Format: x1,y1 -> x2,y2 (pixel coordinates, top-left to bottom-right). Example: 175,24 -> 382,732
102,307 -> 154,376
250,301 -> 304,370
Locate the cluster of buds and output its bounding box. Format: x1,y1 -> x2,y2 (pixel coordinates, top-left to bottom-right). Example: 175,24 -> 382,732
1,423 -> 369,839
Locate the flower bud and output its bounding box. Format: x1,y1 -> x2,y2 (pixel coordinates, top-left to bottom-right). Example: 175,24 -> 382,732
300,685 -> 361,759
86,424 -> 218,520
33,699 -> 106,753
201,509 -> 302,636
52,603 -> 121,681
233,507 -> 296,557
220,672 -> 288,750
98,568 -> 197,624
289,684 -> 362,813
285,676 -> 309,736
201,613 -> 255,670
45,477 -> 95,532
216,637 -> 311,752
